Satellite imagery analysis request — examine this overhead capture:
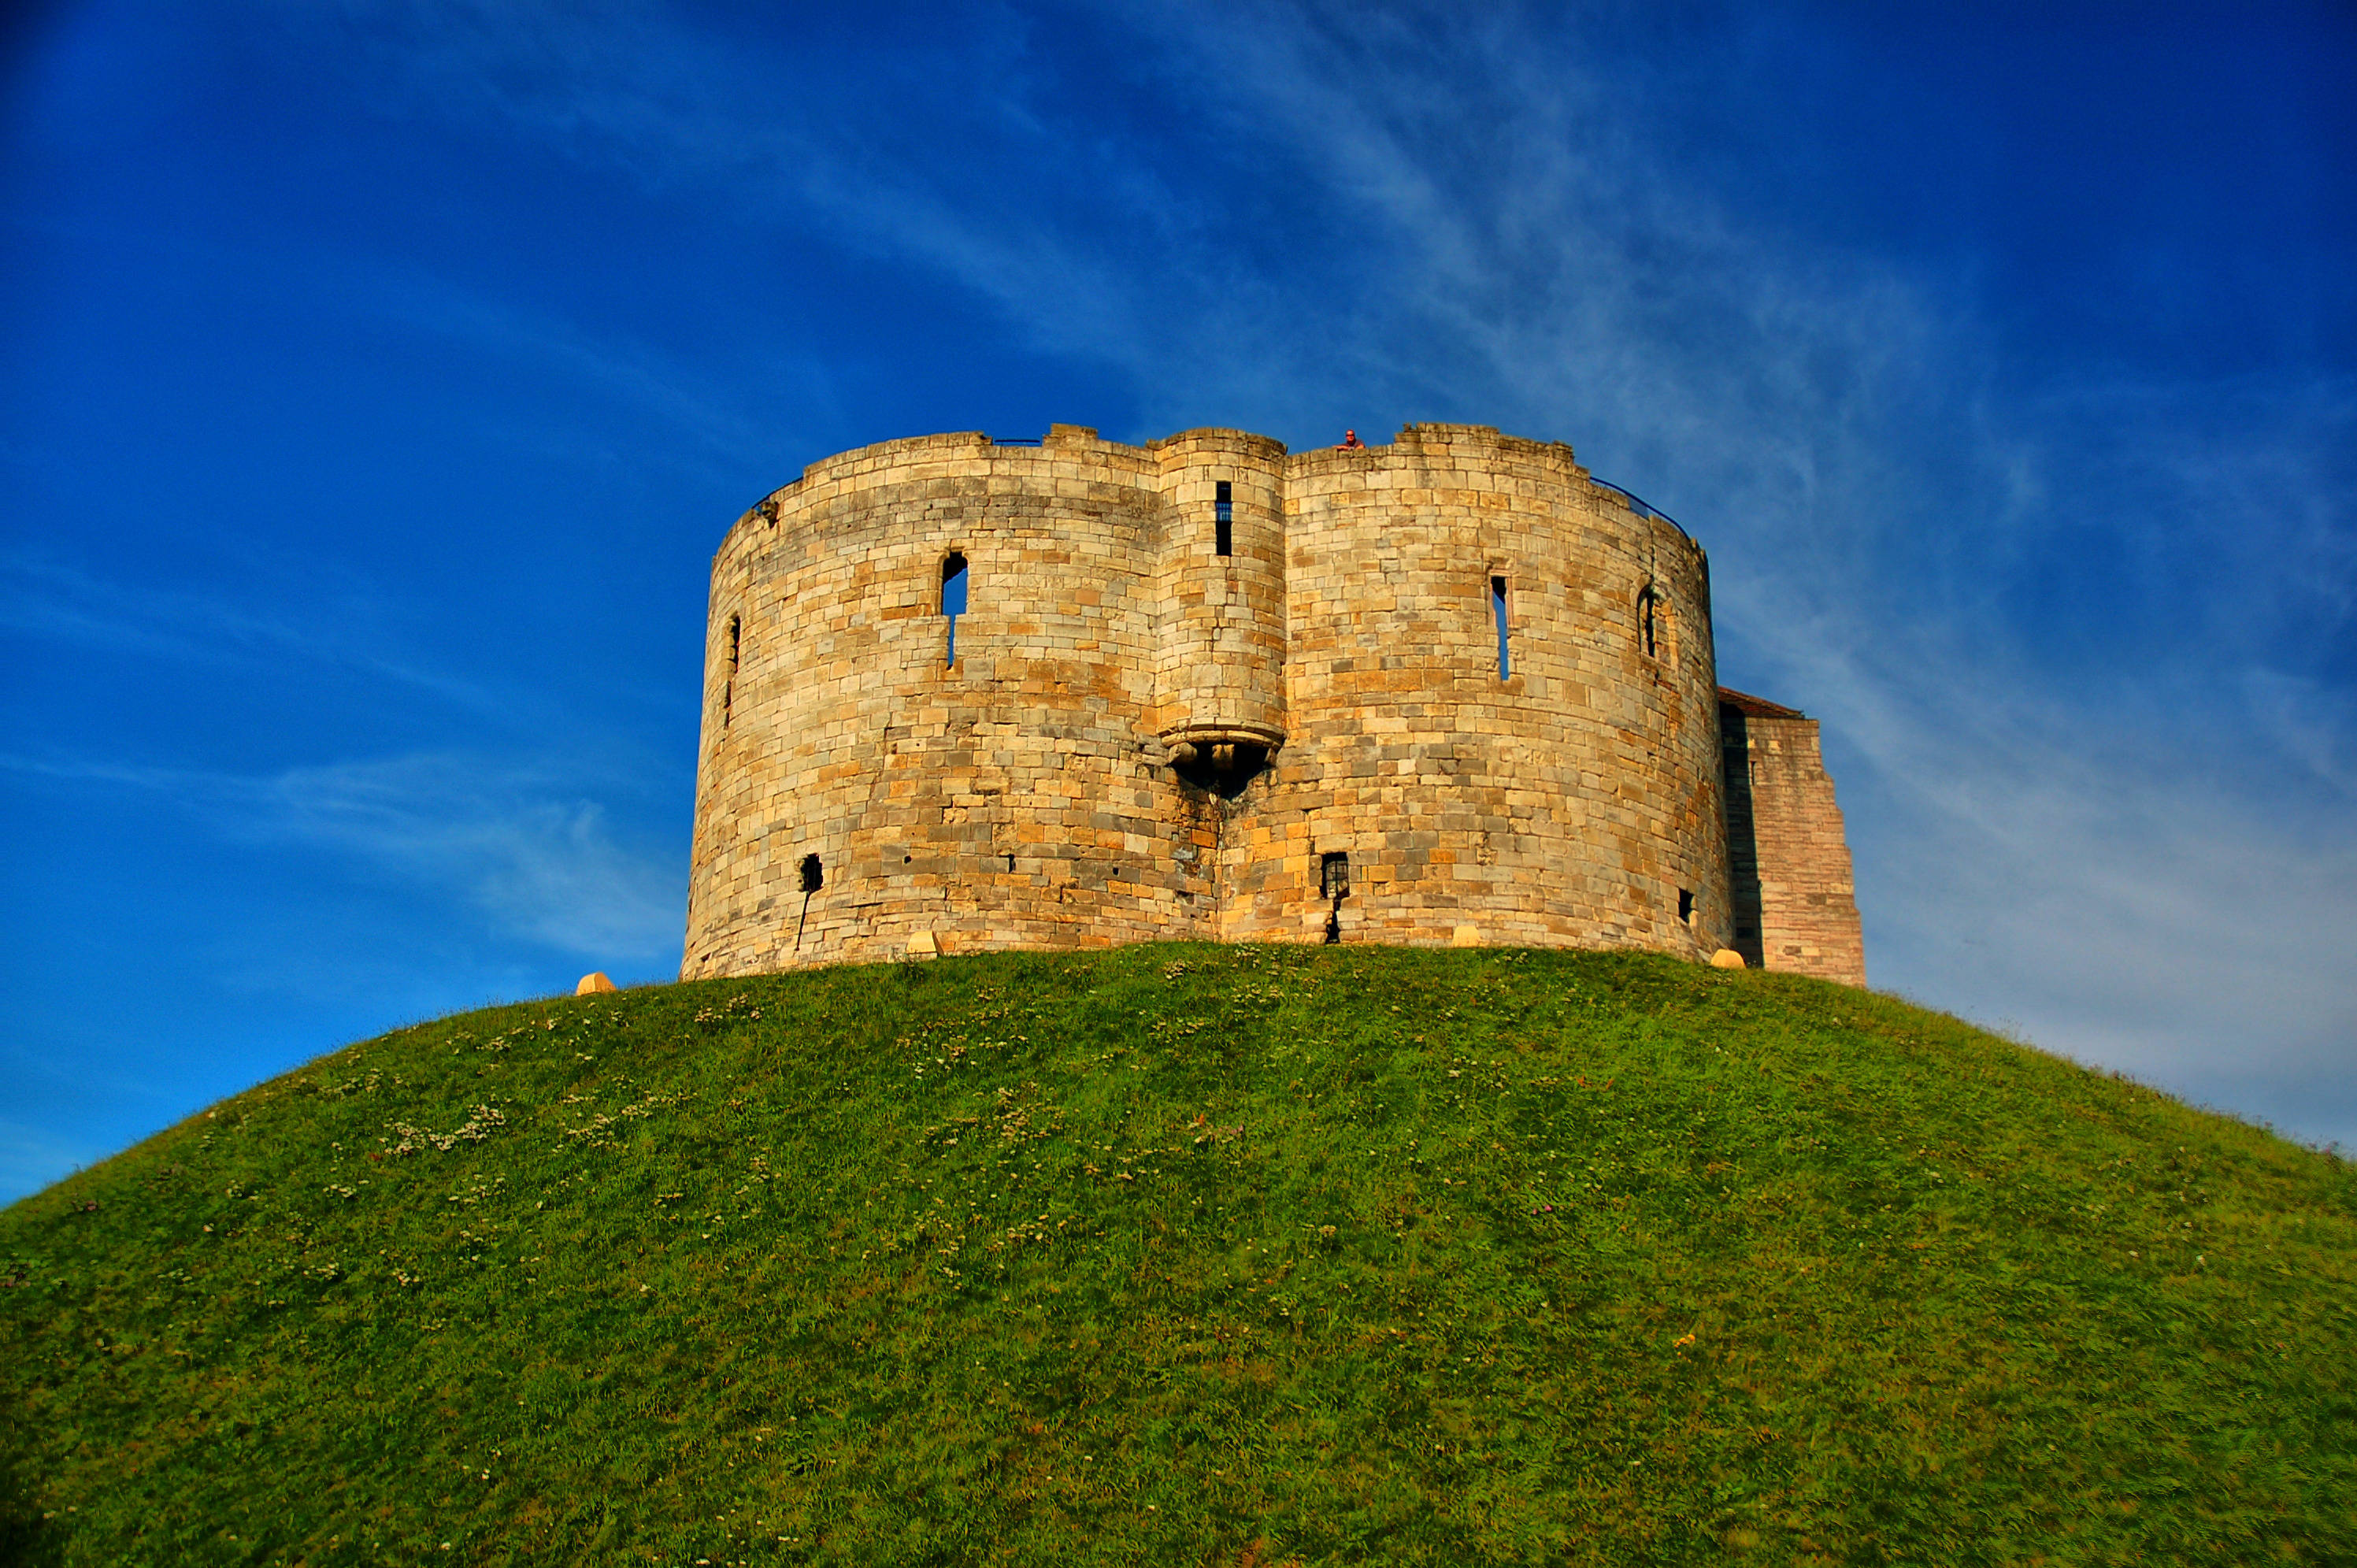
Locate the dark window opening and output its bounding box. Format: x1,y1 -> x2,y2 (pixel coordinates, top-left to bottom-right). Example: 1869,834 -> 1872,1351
1321,851 -> 1350,943
1678,887 -> 1695,924
1321,852 -> 1351,900
1638,584 -> 1659,659
941,553 -> 969,666
1171,740 -> 1272,800
1214,480 -> 1233,557
795,851 -> 824,950
1491,576 -> 1510,680
722,613 -> 741,730
1005,852 -> 1016,873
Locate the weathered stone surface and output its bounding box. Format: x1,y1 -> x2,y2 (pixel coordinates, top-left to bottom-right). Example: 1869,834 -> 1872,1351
1718,689 -> 1866,986
576,972 -> 617,995
680,424 -> 1862,984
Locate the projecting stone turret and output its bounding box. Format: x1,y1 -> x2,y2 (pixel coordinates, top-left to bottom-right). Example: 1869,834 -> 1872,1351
680,422 -> 1864,985
1150,428 -> 1289,774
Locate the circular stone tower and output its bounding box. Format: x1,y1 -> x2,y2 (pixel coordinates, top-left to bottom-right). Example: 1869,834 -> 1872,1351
681,423 -> 1737,978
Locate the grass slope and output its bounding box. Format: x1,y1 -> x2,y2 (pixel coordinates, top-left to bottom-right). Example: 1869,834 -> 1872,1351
3,944 -> 2353,1566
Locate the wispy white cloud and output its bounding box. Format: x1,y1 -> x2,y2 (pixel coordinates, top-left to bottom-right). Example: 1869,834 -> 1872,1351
358,265 -> 810,473
316,0 -> 1269,388
0,550 -> 506,713
309,0 -> 2355,1142
2243,666 -> 2357,797
1847,673 -> 2357,1050
0,1118 -> 108,1203
256,753 -> 685,958
1132,6 -> 2357,1140
0,550 -> 294,662
2,750 -> 683,961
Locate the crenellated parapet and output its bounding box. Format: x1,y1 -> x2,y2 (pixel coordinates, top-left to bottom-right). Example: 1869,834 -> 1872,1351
680,423 -> 1862,984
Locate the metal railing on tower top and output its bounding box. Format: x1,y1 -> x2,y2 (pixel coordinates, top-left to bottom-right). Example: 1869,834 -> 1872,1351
1589,477 -> 1694,545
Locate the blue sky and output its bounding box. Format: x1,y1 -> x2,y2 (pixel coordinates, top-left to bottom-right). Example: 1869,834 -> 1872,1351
3,1 -> 2351,1201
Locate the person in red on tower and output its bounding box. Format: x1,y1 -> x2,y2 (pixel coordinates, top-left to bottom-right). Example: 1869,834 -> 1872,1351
1338,429 -> 1365,448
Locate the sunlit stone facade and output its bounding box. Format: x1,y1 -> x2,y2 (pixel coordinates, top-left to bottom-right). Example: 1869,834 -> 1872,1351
681,422 -> 1862,985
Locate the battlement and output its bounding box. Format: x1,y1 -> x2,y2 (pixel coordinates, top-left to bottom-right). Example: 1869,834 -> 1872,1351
684,424 -> 1862,984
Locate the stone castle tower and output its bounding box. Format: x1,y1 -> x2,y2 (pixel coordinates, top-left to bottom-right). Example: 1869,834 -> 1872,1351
681,423 -> 1865,984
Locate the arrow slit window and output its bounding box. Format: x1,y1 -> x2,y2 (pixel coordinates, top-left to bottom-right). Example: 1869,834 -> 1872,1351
941,553 -> 969,666
722,613 -> 741,731
1492,576 -> 1511,680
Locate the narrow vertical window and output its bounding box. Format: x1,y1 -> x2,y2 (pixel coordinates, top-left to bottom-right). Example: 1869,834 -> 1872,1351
940,552 -> 969,667
795,851 -> 823,950
1638,584 -> 1659,659
1678,888 -> 1695,924
722,613 -> 741,731
1491,576 -> 1510,680
1321,851 -> 1350,943
1214,480 -> 1233,558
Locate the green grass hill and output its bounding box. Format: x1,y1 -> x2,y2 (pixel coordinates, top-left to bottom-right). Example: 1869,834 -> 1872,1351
4,944 -> 2352,1566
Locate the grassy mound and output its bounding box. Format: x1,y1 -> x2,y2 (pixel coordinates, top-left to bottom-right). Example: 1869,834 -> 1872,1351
3,944 -> 2352,1565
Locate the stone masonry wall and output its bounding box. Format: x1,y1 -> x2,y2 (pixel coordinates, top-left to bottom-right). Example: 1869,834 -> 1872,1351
1718,691 -> 1866,985
683,425 -> 1191,978
1219,426 -> 1731,955
683,423 -> 1849,980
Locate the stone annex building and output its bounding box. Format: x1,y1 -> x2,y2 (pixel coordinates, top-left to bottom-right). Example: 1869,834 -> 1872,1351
681,423 -> 1865,985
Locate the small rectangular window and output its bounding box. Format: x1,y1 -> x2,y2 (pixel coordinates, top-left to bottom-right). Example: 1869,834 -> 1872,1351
1214,480 -> 1233,558
1320,851 -> 1350,942
1321,851 -> 1350,900
1678,887 -> 1695,924
1491,576 -> 1510,680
